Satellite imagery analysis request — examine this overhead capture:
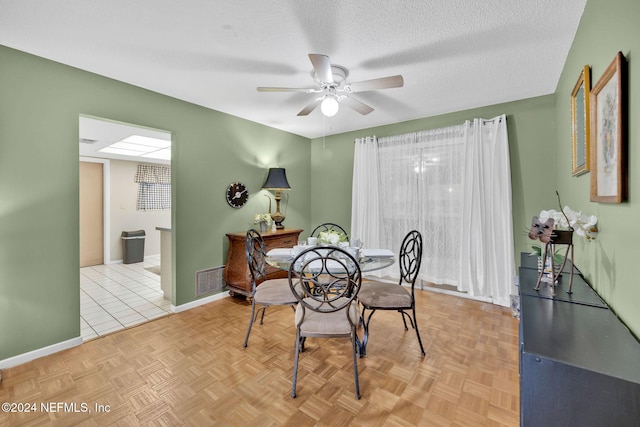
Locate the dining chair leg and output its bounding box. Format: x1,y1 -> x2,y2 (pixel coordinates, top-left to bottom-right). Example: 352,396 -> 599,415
412,306 -> 426,356
291,329 -> 301,398
351,331 -> 361,400
359,309 -> 375,357
243,300 -> 257,347
400,310 -> 410,330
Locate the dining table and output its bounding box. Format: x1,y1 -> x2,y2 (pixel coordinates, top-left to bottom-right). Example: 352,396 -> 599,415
265,247 -> 396,273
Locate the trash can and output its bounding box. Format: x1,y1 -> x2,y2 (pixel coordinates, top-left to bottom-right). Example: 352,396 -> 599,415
122,230 -> 145,264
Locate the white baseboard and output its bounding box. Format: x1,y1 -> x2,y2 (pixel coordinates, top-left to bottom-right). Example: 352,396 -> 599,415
420,284 -> 493,304
0,336 -> 83,370
173,290 -> 230,313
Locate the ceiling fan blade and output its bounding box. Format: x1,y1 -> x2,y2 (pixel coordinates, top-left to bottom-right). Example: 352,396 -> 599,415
297,98 -> 322,116
257,86 -> 316,93
342,96 -> 374,115
345,75 -> 404,93
308,53 -> 333,84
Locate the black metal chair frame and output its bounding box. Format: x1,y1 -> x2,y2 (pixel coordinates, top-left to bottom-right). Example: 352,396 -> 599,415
243,228 -> 296,347
359,230 -> 426,357
288,246 -> 363,399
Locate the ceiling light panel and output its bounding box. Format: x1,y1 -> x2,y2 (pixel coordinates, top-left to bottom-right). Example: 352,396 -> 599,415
106,141 -> 150,152
122,135 -> 171,148
99,147 -> 144,156
97,134 -> 172,160
140,148 -> 171,160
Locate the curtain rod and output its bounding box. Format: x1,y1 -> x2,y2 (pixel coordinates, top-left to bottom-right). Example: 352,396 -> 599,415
353,114 -> 505,142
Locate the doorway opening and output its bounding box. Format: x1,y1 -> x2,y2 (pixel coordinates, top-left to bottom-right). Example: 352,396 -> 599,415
79,115 -> 172,340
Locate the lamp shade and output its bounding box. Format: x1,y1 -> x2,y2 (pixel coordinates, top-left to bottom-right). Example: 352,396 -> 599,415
262,168 -> 291,190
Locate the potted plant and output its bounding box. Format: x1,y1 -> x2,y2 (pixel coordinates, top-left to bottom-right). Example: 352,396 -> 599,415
317,230 -> 348,246
529,205 -> 598,275
254,213 -> 272,233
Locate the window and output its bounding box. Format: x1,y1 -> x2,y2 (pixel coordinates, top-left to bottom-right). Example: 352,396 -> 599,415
135,164 -> 171,211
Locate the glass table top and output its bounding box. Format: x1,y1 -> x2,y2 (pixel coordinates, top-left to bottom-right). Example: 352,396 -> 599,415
266,249 -> 395,273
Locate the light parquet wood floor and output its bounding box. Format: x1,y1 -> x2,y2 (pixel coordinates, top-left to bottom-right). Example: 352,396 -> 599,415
0,290 -> 519,426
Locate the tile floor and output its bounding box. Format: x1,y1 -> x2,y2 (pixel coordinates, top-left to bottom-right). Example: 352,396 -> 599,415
80,255 -> 172,341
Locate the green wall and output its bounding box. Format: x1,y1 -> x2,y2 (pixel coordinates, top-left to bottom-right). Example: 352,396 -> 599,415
3,0 -> 639,363
310,95 -> 558,266
554,0 -> 640,336
0,45 -> 311,360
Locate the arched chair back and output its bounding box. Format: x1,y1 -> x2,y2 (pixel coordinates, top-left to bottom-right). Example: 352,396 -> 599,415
399,230 -> 423,288
246,229 -> 267,284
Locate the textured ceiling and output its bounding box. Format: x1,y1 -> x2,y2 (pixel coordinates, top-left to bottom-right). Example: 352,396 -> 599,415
0,0 -> 587,139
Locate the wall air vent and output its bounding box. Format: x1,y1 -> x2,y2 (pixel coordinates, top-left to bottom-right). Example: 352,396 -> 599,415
196,266 -> 226,297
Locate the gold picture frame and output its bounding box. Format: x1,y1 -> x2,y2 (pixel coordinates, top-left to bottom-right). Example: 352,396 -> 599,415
571,65 -> 590,176
590,51 -> 627,203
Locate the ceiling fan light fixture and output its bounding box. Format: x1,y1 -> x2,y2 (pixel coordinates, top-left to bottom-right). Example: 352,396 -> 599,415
258,54 -> 402,117
320,95 -> 339,117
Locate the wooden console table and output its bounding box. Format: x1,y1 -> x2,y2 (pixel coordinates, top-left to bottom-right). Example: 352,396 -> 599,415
518,253 -> 640,426
224,228 -> 302,298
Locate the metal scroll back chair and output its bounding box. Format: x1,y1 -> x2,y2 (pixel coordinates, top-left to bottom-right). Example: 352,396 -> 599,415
243,229 -> 298,347
358,230 -> 426,357
310,223 -> 349,241
288,246 -> 363,399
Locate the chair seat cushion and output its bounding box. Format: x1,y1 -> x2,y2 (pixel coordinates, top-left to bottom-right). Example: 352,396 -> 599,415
296,300 -> 358,335
358,281 -> 412,309
254,279 -> 298,304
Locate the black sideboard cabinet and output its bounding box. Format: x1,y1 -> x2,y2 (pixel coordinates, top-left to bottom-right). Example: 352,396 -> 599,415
518,254 -> 640,427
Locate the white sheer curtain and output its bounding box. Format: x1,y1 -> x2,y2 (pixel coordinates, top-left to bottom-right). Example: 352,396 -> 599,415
458,117 -> 514,306
351,136 -> 382,250
350,115 -> 514,307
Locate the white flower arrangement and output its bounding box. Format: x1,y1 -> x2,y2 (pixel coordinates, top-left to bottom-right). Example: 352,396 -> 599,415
254,213 -> 272,225
537,206 -> 598,241
530,205 -> 598,263
317,230 -> 347,245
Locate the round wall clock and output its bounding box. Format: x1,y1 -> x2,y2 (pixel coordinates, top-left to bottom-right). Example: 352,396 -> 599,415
226,182 -> 249,208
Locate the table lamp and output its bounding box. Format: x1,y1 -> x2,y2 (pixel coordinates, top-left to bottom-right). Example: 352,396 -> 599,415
262,167 -> 291,229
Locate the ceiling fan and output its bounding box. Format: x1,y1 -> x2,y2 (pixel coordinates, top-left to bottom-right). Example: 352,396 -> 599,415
257,53 -> 404,117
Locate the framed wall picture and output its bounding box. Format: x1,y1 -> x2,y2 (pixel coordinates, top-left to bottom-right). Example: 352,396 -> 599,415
571,65 -> 590,176
590,51 -> 627,203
